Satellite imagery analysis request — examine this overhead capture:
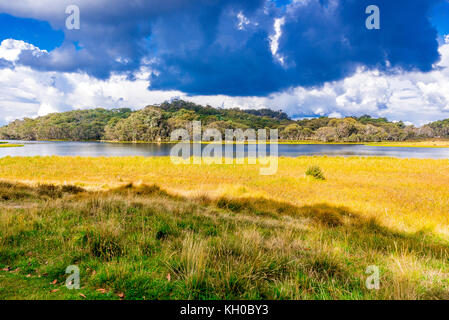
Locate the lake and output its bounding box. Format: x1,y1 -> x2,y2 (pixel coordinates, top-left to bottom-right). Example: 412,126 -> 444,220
1,140 -> 449,159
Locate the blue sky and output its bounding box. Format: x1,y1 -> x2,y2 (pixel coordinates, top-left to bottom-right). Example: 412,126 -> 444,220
0,0 -> 449,125
0,13 -> 63,51
431,1 -> 449,35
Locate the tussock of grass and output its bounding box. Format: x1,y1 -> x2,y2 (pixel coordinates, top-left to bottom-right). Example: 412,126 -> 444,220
1,181 -> 449,300
88,233 -> 124,261
305,165 -> 326,180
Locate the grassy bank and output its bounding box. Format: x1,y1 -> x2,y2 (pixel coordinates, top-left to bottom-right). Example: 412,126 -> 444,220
365,140 -> 449,148
0,142 -> 23,148
0,156 -> 449,299
104,139 -> 449,147
3,139 -> 449,148
102,140 -> 366,145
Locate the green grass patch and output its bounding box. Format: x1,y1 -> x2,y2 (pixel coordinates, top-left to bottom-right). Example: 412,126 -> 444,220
0,181 -> 448,300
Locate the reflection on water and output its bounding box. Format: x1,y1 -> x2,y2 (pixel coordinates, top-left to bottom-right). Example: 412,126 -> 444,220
1,140 -> 449,159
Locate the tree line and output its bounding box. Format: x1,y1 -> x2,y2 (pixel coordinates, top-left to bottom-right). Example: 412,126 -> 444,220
1,100 -> 448,142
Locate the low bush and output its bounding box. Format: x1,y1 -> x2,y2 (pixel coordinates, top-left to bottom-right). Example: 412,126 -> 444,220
306,165 -> 326,180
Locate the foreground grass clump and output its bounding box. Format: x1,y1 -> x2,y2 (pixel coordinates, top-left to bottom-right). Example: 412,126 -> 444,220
1,181 -> 449,300
306,165 -> 326,180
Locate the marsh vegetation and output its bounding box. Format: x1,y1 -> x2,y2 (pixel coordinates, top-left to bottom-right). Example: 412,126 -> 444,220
0,156 -> 448,299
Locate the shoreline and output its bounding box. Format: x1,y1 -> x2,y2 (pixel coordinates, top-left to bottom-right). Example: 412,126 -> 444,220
3,139 -> 449,148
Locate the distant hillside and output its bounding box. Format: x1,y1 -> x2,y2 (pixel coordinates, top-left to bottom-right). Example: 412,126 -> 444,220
1,100 -> 448,142
103,100 -> 292,142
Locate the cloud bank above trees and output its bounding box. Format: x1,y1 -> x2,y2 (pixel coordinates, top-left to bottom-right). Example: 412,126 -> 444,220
0,0 -> 449,125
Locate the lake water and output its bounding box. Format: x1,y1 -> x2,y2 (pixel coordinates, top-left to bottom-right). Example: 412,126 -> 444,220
1,140 -> 449,159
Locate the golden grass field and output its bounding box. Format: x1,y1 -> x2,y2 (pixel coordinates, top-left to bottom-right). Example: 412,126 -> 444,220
0,156 -> 449,299
1,156 -> 448,232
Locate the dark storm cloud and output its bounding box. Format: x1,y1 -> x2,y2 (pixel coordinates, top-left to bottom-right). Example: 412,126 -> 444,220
274,0 -> 441,87
151,0 -> 442,95
0,0 -> 443,95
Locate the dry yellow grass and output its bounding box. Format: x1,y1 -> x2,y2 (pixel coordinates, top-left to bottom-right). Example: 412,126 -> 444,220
0,156 -> 448,235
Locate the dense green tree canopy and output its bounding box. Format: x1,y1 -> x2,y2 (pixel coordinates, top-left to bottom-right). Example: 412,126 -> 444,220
0,108 -> 132,141
1,101 -> 448,142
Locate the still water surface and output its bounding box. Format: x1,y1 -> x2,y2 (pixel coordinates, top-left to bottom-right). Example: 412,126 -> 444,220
1,141 -> 449,159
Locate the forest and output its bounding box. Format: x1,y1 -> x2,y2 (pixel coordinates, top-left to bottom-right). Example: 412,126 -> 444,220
1,100 -> 448,142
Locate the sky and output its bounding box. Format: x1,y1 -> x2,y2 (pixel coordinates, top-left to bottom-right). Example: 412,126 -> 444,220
1,0 -> 449,126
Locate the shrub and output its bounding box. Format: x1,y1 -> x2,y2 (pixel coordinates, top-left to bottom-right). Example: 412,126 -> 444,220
216,198 -> 245,212
306,165 -> 325,180
61,184 -> 85,194
37,184 -> 63,198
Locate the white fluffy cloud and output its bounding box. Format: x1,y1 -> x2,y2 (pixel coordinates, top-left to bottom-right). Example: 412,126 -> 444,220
0,39 -> 182,124
1,38 -> 449,126
0,39 -> 46,61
